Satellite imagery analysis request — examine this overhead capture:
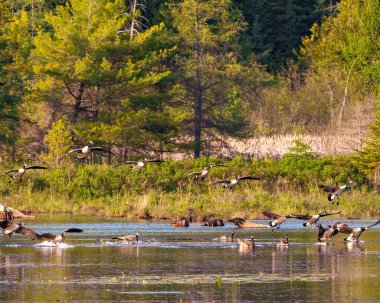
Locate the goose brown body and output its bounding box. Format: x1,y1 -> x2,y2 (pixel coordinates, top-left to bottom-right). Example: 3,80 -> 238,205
112,233 -> 139,243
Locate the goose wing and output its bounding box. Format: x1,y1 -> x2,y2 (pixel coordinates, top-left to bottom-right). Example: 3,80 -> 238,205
57,149 -> 83,164
89,147 -> 117,157
25,166 -> 48,171
262,211 -> 281,219
112,161 -> 138,168
318,184 -> 338,193
144,159 -> 165,163
17,226 -> 41,240
64,228 -> 83,233
366,219 -> 380,229
2,169 -> 20,176
291,214 -> 311,220
214,179 -> 231,184
184,171 -> 201,177
5,168 -> 20,173
237,176 -> 260,181
319,211 -> 340,217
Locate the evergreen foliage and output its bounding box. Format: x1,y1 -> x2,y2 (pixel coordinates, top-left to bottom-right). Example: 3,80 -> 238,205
0,0 -> 379,199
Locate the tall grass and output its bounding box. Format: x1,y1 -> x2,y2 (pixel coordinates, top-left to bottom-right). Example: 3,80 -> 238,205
0,155 -> 378,219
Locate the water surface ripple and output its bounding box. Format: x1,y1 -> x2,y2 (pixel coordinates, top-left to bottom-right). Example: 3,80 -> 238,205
1,215 -> 379,302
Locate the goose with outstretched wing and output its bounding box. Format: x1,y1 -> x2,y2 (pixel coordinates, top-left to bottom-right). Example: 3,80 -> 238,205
184,164 -> 226,181
296,211 -> 341,227
262,212 -> 303,231
58,142 -> 116,164
112,159 -> 165,172
318,182 -> 360,204
215,176 -> 260,190
337,220 -> 380,242
38,228 -> 84,244
1,164 -> 47,183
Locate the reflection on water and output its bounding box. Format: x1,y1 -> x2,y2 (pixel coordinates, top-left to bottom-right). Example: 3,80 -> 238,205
0,215 -> 379,302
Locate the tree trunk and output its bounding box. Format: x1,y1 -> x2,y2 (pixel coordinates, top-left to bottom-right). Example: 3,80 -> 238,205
194,84 -> 202,158
70,82 -> 85,124
193,1 -> 202,158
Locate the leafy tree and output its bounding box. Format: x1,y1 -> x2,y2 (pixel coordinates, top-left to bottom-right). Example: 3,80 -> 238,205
42,116 -> 73,164
30,0 -> 178,155
0,7 -> 34,160
352,104 -> 380,184
299,0 -> 380,126
168,0 -> 266,157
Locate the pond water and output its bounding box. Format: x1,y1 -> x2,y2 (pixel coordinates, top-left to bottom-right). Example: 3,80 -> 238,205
1,215 -> 380,302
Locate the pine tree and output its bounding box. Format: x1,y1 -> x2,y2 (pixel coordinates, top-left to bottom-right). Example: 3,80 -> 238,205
169,0 -> 262,157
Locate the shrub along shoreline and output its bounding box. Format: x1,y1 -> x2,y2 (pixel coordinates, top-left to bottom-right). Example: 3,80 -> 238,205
0,155 -> 378,219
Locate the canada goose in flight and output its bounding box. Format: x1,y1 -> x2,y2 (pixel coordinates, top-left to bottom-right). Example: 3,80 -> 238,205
262,212 -> 303,231
112,232 -> 139,243
238,236 -> 255,249
38,228 -> 84,244
317,222 -> 340,243
219,231 -> 234,242
1,163 -> 47,183
184,164 -> 226,181
318,182 -> 360,204
58,142 -> 116,164
112,159 -> 165,172
337,220 -> 380,242
276,234 -> 289,246
215,176 -> 260,190
297,211 -> 341,227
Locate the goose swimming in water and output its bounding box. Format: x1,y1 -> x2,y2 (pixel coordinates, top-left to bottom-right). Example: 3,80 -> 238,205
58,142 -> 116,164
318,182 -> 360,205
1,163 -> 47,183
219,231 -> 234,242
112,159 -> 165,172
238,236 -> 255,249
112,232 -> 139,243
297,211 -> 341,227
184,164 -> 226,182
215,176 -> 260,190
337,220 -> 380,242
276,234 -> 289,246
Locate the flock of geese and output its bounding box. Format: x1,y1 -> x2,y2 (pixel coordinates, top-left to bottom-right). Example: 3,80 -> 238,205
1,204 -> 379,250
0,142 -> 362,199
0,142 -> 377,250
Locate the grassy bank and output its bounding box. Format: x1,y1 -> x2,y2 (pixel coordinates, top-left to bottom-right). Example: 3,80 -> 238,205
0,155 -> 378,219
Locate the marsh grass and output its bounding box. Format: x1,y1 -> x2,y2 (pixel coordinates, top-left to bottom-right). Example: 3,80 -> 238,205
0,156 -> 378,219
